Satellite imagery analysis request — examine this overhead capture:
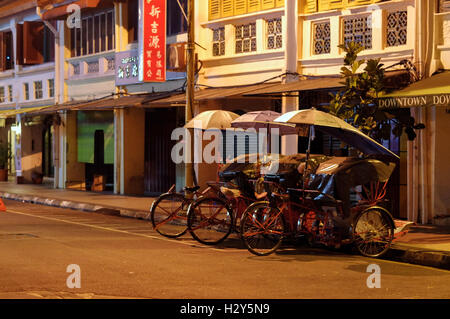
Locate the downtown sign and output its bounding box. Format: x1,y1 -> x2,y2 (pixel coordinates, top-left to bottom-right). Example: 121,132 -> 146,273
378,94 -> 450,109
139,0 -> 166,82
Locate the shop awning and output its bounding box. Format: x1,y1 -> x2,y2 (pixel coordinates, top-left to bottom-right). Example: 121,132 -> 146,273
242,77 -> 344,96
241,71 -> 410,96
149,83 -> 281,105
378,71 -> 450,109
14,92 -> 182,117
0,105 -> 55,118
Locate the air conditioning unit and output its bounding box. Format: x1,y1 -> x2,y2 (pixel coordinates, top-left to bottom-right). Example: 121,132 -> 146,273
167,42 -> 187,72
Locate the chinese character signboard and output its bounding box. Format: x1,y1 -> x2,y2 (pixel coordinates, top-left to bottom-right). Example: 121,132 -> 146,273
115,50 -> 140,86
139,0 -> 166,82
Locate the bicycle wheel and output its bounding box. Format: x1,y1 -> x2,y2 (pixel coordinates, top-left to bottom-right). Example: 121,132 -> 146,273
240,201 -> 285,256
187,196 -> 233,245
353,208 -> 394,258
150,193 -> 190,238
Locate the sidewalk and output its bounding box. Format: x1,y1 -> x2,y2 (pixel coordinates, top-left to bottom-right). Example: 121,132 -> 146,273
0,179 -> 449,270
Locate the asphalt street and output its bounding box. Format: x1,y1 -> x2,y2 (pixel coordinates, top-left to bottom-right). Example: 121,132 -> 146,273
0,199 -> 449,299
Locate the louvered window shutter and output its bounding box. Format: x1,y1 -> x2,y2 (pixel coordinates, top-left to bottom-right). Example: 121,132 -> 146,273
0,32 -> 5,71
318,0 -> 330,11
347,0 -> 373,6
304,0 -> 318,13
16,24 -> 23,65
262,0 -> 275,10
329,0 -> 343,9
275,0 -> 284,7
248,0 -> 261,12
222,0 -> 234,17
234,0 -> 247,15
209,0 -> 221,20
23,21 -> 44,65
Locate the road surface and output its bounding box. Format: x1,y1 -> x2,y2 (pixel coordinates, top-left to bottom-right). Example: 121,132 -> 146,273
0,199 -> 449,299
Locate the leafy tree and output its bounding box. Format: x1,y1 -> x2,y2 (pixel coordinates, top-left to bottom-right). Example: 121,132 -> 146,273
327,42 -> 424,141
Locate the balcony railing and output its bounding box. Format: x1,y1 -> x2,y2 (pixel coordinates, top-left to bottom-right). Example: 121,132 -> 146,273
68,51 -> 115,79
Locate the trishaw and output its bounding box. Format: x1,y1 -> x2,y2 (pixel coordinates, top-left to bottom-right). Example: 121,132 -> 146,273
185,153 -> 317,246
239,108 -> 400,258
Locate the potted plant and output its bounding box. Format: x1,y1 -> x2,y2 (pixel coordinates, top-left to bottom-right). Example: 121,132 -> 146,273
0,142 -> 9,181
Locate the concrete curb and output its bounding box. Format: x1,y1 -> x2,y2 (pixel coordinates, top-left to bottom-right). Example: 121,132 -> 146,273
385,244 -> 450,270
0,191 -> 151,221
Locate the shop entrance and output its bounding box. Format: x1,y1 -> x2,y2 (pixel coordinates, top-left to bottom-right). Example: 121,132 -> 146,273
144,108 -> 178,195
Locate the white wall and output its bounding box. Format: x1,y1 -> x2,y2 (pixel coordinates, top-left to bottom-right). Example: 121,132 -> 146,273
196,2 -> 286,87
299,0 -> 415,75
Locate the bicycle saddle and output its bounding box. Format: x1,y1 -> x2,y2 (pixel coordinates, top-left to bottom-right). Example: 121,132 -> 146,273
184,185 -> 200,192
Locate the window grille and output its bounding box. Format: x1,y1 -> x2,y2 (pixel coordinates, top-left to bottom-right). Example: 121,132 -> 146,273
313,21 -> 331,54
235,22 -> 257,54
386,11 -> 407,47
267,18 -> 282,50
48,79 -> 55,98
212,27 -> 225,56
343,15 -> 372,49
34,81 -> 43,99
7,85 -> 12,102
24,83 -> 29,100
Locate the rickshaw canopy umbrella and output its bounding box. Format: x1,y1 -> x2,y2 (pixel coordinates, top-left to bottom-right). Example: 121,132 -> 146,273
275,108 -> 399,159
184,110 -> 240,130
231,110 -> 297,135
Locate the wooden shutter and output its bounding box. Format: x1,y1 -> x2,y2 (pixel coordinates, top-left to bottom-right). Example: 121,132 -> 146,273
304,0 -> 318,13
347,0 -> 373,6
222,0 -> 234,17
318,0 -> 330,11
0,32 -> 5,71
329,0 -> 343,9
262,0 -> 275,10
16,24 -> 23,65
234,0 -> 247,15
209,0 -> 221,20
248,0 -> 261,12
23,21 -> 44,65
275,0 -> 284,7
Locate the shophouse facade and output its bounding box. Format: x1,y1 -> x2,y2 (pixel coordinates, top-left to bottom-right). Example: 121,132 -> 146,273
189,0 -> 450,224
0,0 -> 56,183
0,0 -> 448,224
34,0 -> 188,196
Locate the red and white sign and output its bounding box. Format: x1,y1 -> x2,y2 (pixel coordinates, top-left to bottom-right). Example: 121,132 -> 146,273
139,0 -> 166,82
